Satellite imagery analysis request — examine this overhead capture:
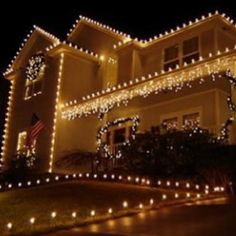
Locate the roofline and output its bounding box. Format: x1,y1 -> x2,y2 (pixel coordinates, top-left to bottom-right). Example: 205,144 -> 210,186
62,44 -> 236,107
67,15 -> 132,42
46,42 -> 100,63
3,25 -> 60,77
114,11 -> 236,50
61,48 -> 236,119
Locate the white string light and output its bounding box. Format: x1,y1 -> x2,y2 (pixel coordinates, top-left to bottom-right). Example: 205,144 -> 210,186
61,51 -> 236,120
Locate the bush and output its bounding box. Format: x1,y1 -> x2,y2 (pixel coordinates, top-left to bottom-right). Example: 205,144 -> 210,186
3,149 -> 36,182
121,126 -> 236,185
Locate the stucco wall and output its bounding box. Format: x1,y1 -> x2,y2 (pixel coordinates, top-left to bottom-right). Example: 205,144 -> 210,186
5,55 -> 60,172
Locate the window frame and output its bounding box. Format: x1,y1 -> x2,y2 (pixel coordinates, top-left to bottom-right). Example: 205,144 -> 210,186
163,36 -> 200,70
160,107 -> 202,131
16,130 -> 37,156
163,44 -> 180,71
24,65 -> 45,100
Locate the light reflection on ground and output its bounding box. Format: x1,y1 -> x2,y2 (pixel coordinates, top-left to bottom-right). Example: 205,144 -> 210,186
46,197 -> 236,236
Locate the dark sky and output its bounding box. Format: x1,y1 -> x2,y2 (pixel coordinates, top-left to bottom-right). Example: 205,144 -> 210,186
1,0 -> 236,143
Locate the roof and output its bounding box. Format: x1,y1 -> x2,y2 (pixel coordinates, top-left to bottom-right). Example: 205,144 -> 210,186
113,11 -> 236,50
4,10 -> 236,77
67,15 -> 132,42
3,25 -> 60,76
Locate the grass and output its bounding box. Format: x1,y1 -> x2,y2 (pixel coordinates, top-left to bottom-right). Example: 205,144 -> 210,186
0,180 -> 186,235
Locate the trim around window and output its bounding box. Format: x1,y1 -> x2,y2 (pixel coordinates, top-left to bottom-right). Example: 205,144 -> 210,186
163,36 -> 200,71
24,65 -> 45,100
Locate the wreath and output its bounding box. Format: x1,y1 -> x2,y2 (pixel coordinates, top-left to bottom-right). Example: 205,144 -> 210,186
25,54 -> 45,81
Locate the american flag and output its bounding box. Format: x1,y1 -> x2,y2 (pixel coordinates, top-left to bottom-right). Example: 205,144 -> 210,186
26,113 -> 45,149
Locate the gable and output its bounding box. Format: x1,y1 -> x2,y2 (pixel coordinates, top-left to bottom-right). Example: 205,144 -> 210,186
4,26 -> 60,78
67,17 -> 131,55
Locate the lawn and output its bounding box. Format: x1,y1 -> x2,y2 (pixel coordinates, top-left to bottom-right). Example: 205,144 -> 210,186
0,180 -> 185,235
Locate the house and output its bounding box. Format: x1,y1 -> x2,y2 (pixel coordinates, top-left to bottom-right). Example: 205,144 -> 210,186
1,11 -> 236,173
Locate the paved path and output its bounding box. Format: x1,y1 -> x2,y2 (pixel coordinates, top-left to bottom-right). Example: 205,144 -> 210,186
44,197 -> 236,236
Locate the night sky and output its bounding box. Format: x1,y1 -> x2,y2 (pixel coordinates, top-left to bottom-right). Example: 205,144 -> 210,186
1,0 -> 236,144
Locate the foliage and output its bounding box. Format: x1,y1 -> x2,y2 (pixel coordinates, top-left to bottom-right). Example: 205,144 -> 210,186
3,149 -> 36,182
121,126 -> 236,186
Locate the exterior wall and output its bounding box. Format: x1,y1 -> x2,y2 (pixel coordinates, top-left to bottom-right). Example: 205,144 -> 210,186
54,116 -> 98,161
52,52 -> 101,171
108,90 -> 217,132
3,16 -> 236,173
13,34 -> 54,71
116,19 -> 220,84
117,47 -> 133,84
107,79 -> 231,137
216,19 -> 236,52
4,55 -> 59,172
69,24 -> 120,55
59,53 -> 100,101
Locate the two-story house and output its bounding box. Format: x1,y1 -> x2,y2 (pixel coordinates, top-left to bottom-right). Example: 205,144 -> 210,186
1,11 -> 236,173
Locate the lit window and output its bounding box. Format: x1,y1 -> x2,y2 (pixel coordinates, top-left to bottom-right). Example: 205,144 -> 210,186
17,131 -> 27,151
16,131 -> 36,156
113,128 -> 126,144
164,44 -> 179,71
162,117 -> 178,131
24,77 -> 44,100
183,37 -> 199,64
183,112 -> 200,129
24,64 -> 45,100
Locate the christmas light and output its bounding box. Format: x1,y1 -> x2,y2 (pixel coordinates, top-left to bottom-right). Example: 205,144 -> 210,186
123,201 -> 128,208
7,222 -> 12,230
72,212 -> 77,218
30,217 -> 35,224
51,212 -> 57,218
162,194 -> 167,200
150,199 -> 154,205
68,15 -> 131,40
49,53 -> 64,172
3,25 -> 59,77
97,116 -> 140,160
61,52 -> 236,121
90,210 -> 96,216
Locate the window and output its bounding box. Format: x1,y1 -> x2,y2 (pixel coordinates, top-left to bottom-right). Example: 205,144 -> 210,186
16,131 -> 36,156
24,66 -> 45,100
25,79 -> 43,100
113,128 -> 126,144
183,37 -> 199,64
162,117 -> 178,131
17,131 -> 27,151
183,112 -> 200,129
164,44 -> 179,71
163,36 -> 200,70
106,131 -> 111,145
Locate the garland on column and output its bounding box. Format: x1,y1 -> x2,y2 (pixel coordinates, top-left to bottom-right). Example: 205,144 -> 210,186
97,116 -> 140,159
226,70 -> 236,112
216,70 -> 236,141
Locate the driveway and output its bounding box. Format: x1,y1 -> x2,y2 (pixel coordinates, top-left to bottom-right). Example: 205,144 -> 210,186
44,197 -> 236,236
